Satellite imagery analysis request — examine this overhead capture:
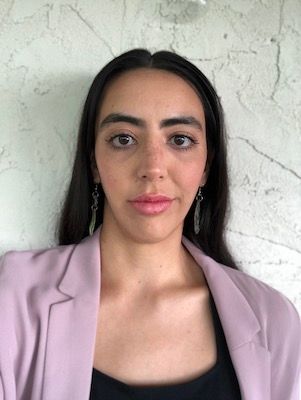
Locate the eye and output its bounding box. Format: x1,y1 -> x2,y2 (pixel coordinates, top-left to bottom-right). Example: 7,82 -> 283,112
107,134 -> 137,148
169,135 -> 198,149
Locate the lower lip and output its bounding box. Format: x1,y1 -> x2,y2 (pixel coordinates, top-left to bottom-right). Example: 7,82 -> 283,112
129,200 -> 173,215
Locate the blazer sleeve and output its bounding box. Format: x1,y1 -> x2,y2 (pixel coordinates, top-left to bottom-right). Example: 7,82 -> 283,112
280,301 -> 301,399
267,288 -> 301,399
249,276 -> 301,399
0,254 -> 17,400
0,376 -> 4,400
224,265 -> 301,399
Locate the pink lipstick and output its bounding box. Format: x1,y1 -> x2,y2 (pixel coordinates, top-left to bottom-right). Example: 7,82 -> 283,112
129,194 -> 173,215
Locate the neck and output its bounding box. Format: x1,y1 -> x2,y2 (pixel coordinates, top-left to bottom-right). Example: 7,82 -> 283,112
99,221 -> 204,296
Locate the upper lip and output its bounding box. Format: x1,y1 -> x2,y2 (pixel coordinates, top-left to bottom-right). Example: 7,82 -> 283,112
130,194 -> 173,202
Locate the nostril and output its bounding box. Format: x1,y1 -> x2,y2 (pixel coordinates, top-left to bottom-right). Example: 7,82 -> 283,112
140,173 -> 165,180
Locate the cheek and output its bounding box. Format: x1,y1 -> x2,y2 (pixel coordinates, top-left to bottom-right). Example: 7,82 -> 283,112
96,155 -> 124,195
178,156 -> 207,186
180,171 -> 201,196
98,166 -> 118,189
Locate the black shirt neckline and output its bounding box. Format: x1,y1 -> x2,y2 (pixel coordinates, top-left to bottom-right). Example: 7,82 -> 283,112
92,294 -> 222,393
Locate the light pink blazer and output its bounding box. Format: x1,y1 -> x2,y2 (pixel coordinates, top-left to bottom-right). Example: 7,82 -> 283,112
0,227 -> 300,400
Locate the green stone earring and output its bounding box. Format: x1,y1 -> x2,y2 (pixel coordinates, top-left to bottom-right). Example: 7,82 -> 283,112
194,187 -> 203,235
89,184 -> 99,236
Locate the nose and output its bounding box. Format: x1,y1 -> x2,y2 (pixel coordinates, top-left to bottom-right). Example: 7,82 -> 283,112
137,141 -> 167,181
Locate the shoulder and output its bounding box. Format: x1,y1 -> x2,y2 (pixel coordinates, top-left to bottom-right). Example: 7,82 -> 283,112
185,224 -> 301,345
211,260 -> 301,389
223,264 -> 300,321
221,263 -> 301,347
184,233 -> 300,325
183,236 -> 301,333
0,243 -> 76,291
224,266 -> 301,392
0,244 -> 78,343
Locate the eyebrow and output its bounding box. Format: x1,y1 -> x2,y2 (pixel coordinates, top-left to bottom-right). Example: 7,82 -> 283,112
160,116 -> 203,130
98,113 -> 203,131
99,113 -> 145,129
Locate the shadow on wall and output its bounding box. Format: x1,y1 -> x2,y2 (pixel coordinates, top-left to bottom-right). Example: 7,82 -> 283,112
156,0 -> 210,23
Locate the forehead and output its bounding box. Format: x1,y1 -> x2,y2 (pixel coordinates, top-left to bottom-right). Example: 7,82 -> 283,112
98,68 -> 205,120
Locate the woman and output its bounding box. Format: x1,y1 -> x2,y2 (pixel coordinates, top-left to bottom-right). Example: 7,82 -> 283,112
0,49 -> 300,400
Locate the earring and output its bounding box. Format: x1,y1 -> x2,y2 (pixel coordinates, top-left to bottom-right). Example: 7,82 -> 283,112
89,184 -> 100,236
194,186 -> 203,235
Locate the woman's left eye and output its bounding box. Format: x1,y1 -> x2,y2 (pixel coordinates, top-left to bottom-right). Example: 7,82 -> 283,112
169,135 -> 197,149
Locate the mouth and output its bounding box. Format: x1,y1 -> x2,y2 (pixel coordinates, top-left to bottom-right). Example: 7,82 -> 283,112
129,198 -> 173,215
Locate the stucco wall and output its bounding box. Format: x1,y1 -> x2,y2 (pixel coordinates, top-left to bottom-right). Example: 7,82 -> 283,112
0,0 -> 300,311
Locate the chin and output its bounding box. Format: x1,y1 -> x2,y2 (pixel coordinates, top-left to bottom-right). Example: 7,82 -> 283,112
121,219 -> 183,245
103,205 -> 185,243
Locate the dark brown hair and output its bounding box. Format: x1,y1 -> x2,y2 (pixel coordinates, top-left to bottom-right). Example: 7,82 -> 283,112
58,49 -> 237,269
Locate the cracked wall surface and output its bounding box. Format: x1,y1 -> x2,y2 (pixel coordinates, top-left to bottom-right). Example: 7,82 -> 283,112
0,0 -> 300,311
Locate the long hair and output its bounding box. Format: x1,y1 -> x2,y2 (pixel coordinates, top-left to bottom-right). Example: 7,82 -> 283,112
58,49 -> 237,269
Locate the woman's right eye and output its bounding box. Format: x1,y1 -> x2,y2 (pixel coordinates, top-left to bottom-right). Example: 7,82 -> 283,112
107,134 -> 136,148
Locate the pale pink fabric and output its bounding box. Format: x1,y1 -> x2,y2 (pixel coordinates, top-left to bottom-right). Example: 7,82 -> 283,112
0,226 -> 300,399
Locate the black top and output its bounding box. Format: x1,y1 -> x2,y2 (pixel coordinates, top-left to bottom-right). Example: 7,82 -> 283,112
89,297 -> 241,399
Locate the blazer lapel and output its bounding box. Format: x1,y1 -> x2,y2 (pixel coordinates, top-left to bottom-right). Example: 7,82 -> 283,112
42,229 -> 101,400
182,237 -> 271,400
230,343 -> 271,400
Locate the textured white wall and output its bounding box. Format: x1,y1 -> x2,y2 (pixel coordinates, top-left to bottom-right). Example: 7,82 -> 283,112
0,0 -> 300,311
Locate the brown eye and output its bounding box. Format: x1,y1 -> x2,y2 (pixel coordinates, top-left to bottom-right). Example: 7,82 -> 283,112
170,135 -> 196,149
109,134 -> 136,148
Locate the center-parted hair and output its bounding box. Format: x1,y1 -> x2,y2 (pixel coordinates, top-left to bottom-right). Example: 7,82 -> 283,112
58,49 -> 237,269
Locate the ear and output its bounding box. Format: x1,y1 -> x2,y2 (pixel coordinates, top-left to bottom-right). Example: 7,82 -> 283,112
90,152 -> 101,183
200,158 -> 210,187
200,168 -> 208,187
200,150 -> 214,187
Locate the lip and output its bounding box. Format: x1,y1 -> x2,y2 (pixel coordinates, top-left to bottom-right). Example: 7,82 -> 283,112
129,194 -> 174,215
130,194 -> 173,202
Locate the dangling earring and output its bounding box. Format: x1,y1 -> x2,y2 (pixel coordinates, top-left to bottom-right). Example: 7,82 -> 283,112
89,184 -> 100,236
194,186 -> 203,235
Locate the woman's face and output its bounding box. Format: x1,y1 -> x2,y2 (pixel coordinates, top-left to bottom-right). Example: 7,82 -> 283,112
93,68 -> 208,243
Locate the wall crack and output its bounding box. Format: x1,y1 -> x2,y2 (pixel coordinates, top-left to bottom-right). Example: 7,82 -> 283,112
231,136 -> 301,180
66,5 -> 114,57
227,228 -> 301,256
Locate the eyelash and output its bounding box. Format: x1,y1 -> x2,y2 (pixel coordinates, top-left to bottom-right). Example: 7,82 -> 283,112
106,133 -> 199,151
